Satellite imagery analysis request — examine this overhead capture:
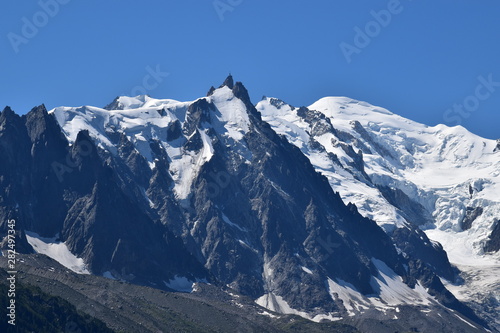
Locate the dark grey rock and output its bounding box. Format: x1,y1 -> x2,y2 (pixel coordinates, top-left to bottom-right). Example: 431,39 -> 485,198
220,74 -> 234,89
485,220 -> 500,253
378,185 -> 434,227
462,207 -> 484,231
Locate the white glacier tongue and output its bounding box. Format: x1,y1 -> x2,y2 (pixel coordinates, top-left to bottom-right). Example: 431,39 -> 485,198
25,231 -> 90,274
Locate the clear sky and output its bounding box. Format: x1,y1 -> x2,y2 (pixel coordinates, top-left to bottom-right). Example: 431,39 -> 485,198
1,0 -> 499,139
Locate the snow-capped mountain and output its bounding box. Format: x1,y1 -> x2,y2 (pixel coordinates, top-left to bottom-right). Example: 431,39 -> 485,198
0,75 -> 497,332
257,95 -> 500,330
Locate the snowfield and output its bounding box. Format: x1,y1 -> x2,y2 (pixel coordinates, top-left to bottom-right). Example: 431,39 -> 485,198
25,231 -> 90,274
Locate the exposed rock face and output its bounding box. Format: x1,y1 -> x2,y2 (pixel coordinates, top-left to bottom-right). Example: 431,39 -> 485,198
377,185 -> 434,227
0,107 -> 209,286
485,220 -> 500,253
220,74 -> 234,89
392,226 -> 456,280
462,207 -> 484,231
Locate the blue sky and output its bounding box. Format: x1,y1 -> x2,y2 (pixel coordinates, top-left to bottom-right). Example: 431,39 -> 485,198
1,0 -> 499,139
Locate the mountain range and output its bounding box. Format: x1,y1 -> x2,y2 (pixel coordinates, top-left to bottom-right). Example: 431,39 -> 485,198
0,75 -> 498,332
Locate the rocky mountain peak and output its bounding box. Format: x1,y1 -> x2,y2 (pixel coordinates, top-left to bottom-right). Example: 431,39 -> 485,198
103,96 -> 122,110
206,86 -> 216,96
0,106 -> 24,132
220,73 -> 234,89
1,106 -> 15,118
